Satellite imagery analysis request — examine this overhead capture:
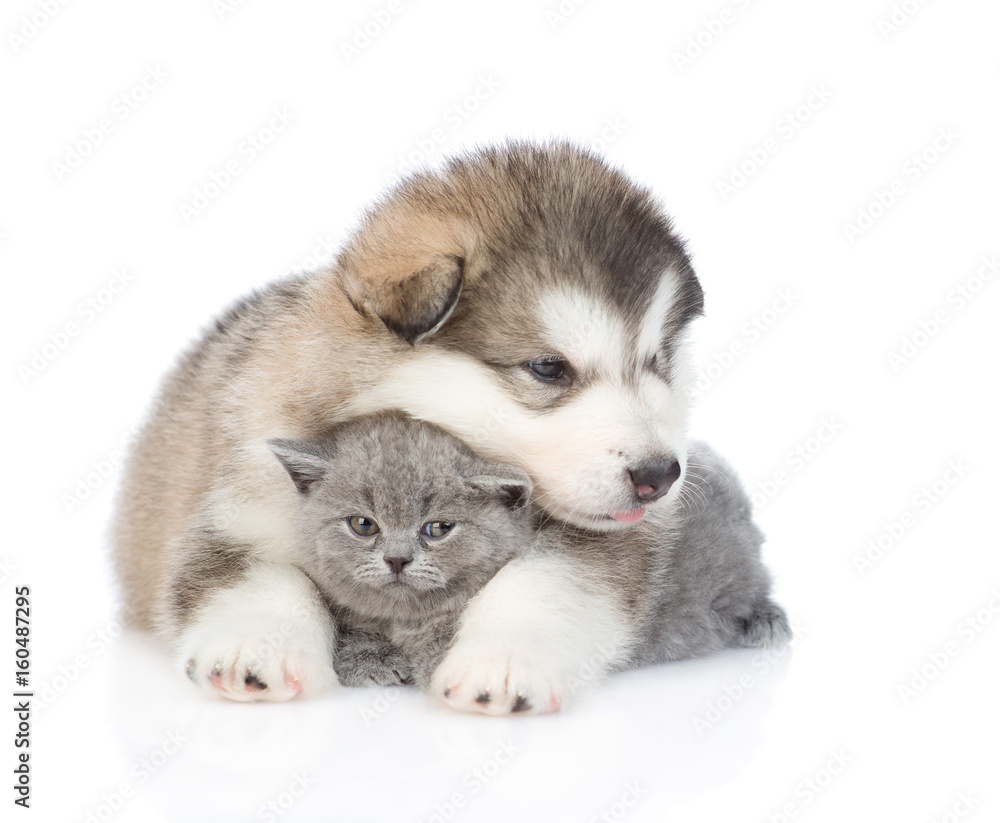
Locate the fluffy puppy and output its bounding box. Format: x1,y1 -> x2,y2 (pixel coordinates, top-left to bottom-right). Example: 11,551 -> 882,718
113,141 -> 788,712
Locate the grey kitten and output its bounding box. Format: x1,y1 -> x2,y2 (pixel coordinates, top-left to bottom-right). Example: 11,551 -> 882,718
272,413 -> 790,707
270,412 -> 533,690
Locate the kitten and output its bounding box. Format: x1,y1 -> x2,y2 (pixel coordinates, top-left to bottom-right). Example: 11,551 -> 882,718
269,412 -> 533,691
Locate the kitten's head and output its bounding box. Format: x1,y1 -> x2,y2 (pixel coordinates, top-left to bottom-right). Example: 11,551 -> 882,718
269,413 -> 533,621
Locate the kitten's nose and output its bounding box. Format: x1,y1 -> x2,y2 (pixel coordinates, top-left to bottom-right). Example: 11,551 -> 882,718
629,458 -> 682,502
385,556 -> 411,576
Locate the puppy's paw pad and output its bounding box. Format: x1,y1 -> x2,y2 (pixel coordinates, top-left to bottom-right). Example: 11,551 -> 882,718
182,631 -> 336,702
432,651 -> 564,716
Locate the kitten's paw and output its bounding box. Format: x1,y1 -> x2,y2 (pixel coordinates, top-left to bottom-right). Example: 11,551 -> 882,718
731,598 -> 792,649
335,633 -> 413,688
430,644 -> 564,716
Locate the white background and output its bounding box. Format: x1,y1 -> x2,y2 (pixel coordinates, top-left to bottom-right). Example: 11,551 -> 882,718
3,1 -> 999,821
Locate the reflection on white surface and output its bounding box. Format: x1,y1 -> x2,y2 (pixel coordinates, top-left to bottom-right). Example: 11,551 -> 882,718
35,581 -> 997,823
59,630 -> 791,823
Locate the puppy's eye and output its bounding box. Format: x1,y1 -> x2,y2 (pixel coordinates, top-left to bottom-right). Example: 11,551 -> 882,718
526,359 -> 566,382
347,516 -> 379,537
422,521 -> 454,539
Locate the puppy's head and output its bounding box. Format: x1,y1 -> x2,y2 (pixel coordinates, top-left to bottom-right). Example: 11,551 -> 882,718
341,142 -> 703,531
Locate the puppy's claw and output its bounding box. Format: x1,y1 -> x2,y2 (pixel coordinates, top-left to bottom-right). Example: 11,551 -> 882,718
511,694 -> 531,713
244,671 -> 268,691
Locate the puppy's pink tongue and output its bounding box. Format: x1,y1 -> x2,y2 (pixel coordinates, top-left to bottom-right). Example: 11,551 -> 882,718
611,507 -> 646,523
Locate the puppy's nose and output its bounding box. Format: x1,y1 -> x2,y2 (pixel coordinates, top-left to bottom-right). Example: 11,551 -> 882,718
629,459 -> 682,502
385,556 -> 411,575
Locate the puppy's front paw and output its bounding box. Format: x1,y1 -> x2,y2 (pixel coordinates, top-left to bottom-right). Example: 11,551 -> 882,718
182,623 -> 338,702
426,554 -> 632,715
178,585 -> 339,702
430,642 -> 564,716
169,561 -> 339,701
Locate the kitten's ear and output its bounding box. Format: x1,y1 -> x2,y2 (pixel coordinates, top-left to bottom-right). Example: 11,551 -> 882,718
466,467 -> 533,513
268,438 -> 331,495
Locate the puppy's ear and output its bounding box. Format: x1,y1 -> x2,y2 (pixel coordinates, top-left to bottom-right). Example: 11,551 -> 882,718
268,438 -> 332,495
353,254 -> 464,346
338,200 -> 471,345
467,466 -> 534,513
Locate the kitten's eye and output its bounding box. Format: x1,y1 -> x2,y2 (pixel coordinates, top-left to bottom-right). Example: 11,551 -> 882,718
347,516 -> 380,537
422,521 -> 454,539
526,359 -> 567,382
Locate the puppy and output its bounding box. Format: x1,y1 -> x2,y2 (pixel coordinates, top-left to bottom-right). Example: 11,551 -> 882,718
113,141 -> 788,712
